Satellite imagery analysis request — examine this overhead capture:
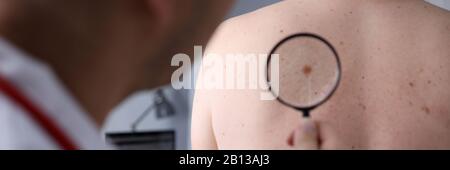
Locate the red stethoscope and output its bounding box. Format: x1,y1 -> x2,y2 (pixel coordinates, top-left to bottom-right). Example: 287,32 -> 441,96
0,74 -> 78,150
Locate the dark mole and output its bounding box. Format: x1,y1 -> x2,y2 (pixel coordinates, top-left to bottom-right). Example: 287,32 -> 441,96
409,82 -> 415,87
397,6 -> 401,9
362,76 -> 365,80
408,101 -> 413,106
358,103 -> 367,110
427,80 -> 432,84
421,106 -> 431,114
339,41 -> 345,45
280,29 -> 284,33
303,65 -> 313,77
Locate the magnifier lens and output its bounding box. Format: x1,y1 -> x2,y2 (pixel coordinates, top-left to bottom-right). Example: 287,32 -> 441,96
268,35 -> 340,109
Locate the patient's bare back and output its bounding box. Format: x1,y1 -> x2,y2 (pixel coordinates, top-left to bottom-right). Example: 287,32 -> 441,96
192,0 -> 450,149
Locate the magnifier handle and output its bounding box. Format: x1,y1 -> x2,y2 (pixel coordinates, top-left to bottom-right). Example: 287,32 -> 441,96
302,110 -> 310,118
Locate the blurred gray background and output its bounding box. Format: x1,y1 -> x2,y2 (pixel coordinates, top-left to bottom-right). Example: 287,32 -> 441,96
227,0 -> 280,18
103,0 -> 450,150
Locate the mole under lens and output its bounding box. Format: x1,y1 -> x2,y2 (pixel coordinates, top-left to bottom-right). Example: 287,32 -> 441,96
268,36 -> 340,109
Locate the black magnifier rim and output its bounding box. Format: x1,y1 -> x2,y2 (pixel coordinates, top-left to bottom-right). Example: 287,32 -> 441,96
266,33 -> 342,111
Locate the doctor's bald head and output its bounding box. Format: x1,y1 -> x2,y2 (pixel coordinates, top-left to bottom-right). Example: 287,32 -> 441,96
0,0 -> 234,122
0,0 -> 234,89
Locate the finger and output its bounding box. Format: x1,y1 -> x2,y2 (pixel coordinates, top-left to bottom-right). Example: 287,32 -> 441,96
287,130 -> 294,146
291,118 -> 319,150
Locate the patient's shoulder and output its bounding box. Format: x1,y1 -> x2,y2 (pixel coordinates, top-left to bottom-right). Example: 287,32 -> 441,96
206,0 -> 366,54
206,0 -> 324,54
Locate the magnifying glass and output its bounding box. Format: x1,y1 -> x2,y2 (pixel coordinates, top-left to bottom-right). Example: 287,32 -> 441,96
266,33 -> 341,118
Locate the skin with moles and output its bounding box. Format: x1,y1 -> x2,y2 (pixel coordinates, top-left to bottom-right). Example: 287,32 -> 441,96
192,0 -> 450,149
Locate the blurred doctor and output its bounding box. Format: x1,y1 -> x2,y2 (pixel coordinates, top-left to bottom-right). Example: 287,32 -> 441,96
0,0 -> 234,149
